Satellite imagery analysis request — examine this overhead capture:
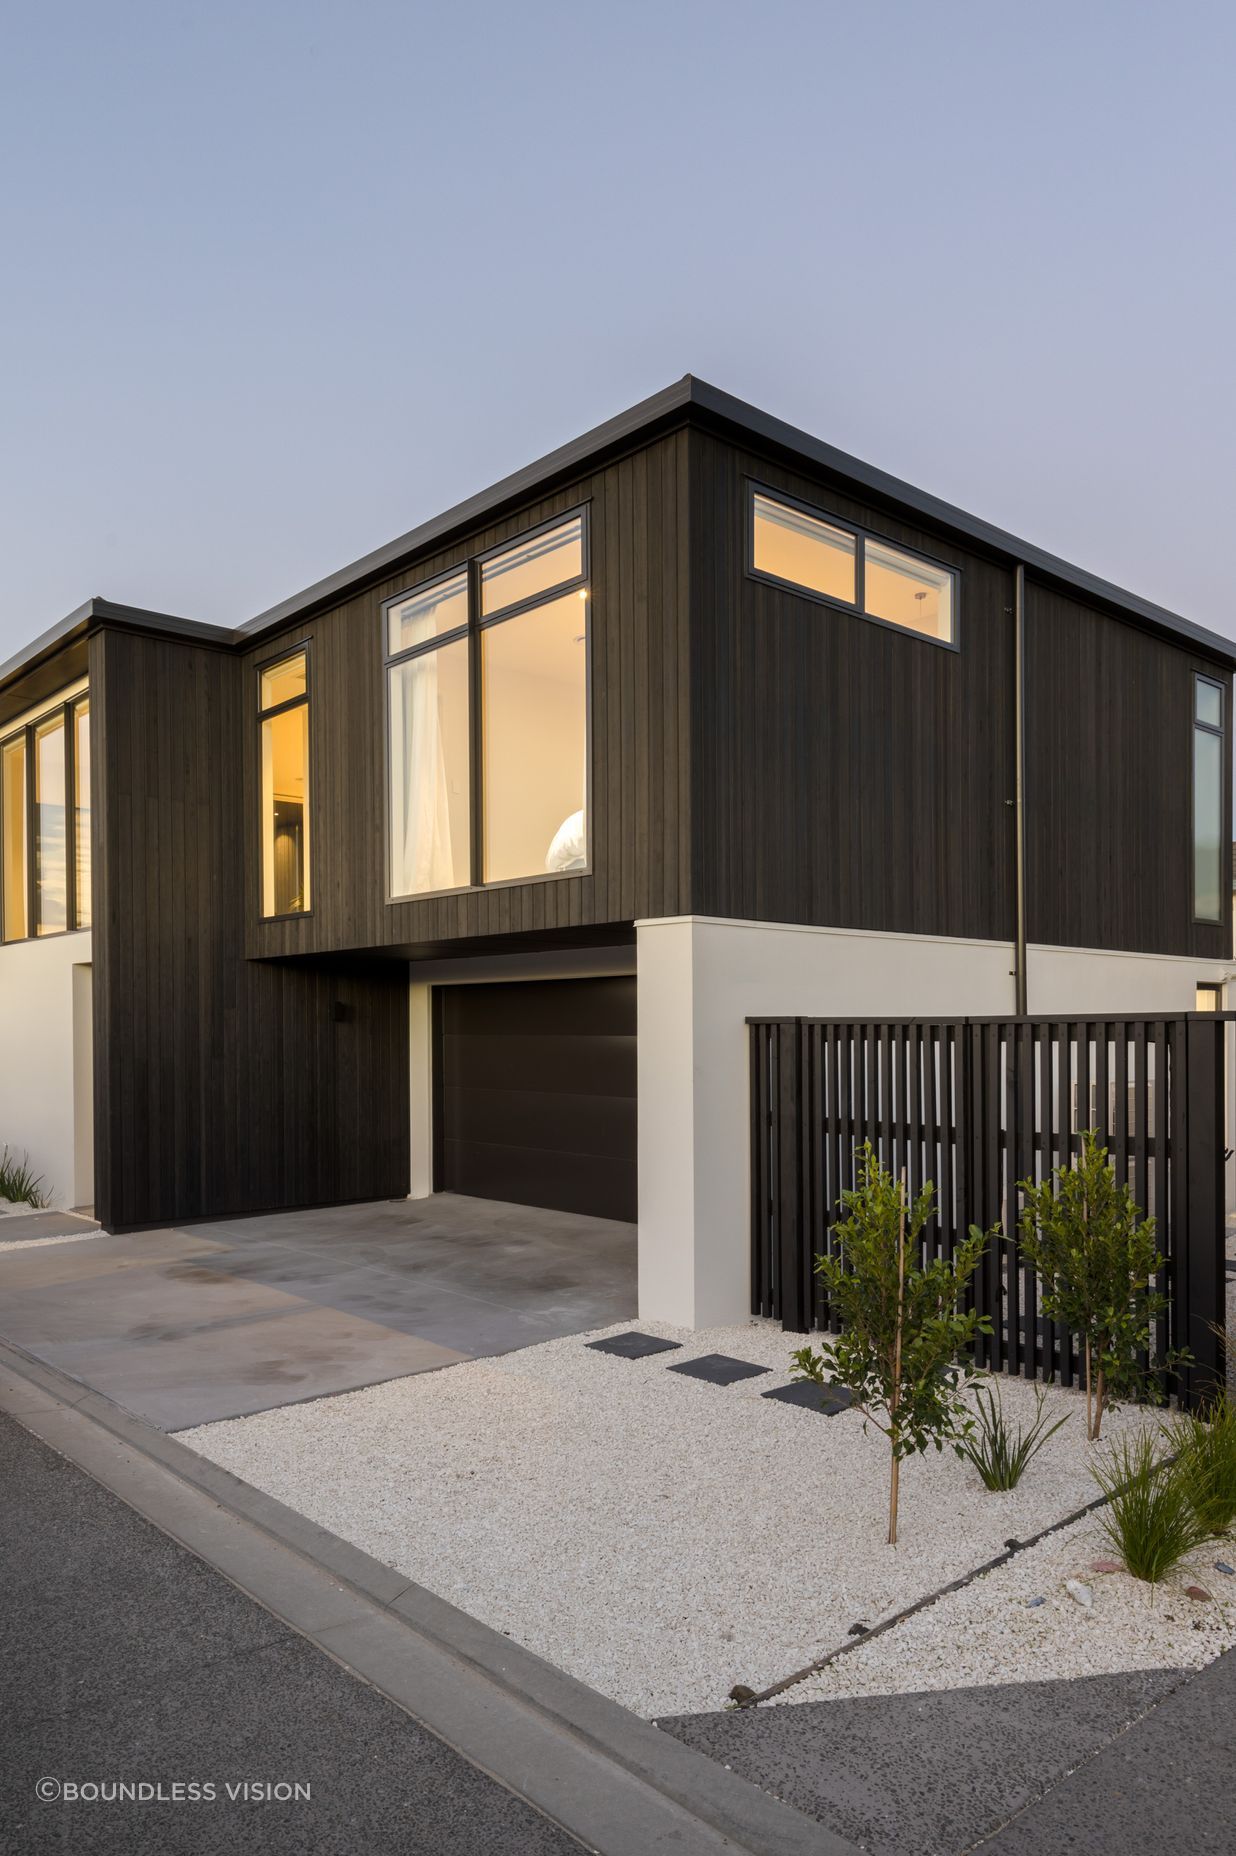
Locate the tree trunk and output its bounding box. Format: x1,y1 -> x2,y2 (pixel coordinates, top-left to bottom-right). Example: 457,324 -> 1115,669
1084,1341 -> 1094,1441
1094,1364 -> 1106,1441
888,1451 -> 900,1546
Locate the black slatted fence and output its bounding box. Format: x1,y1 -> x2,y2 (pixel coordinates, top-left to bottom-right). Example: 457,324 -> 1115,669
749,1014 -> 1229,1406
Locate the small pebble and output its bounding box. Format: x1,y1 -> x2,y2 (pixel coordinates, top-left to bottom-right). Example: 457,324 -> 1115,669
1090,1559 -> 1122,1574
729,1684 -> 757,1703
1185,1586 -> 1213,1603
847,1623 -> 869,1637
1215,1562 -> 1235,1576
1025,1596 -> 1046,1608
1065,1579 -> 1093,1608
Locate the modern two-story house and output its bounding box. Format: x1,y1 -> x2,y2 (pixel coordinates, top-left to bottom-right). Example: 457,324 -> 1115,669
1,377 -> 1232,1327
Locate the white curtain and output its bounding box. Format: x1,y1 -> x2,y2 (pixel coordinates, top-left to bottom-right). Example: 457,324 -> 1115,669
395,654 -> 454,893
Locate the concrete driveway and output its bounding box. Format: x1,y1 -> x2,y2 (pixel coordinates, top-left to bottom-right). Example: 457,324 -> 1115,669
0,1195 -> 636,1429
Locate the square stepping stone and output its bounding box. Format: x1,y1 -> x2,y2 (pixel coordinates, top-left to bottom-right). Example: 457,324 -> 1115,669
586,1330 -> 682,1360
762,1380 -> 853,1415
668,1352 -> 770,1387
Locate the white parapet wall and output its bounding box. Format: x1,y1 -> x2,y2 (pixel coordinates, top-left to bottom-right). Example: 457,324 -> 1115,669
0,931 -> 93,1209
635,915 -> 1229,1330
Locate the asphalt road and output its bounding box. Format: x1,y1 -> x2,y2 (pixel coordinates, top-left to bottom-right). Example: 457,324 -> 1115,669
0,1411 -> 582,1856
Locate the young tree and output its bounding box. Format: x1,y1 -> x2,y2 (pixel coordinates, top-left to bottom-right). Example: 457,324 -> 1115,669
790,1144 -> 991,1545
1018,1129 -> 1173,1442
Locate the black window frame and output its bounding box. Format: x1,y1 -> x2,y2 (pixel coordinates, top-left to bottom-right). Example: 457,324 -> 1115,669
746,480 -> 962,652
256,640 -> 314,923
1191,672 -> 1226,927
0,688 -> 90,945
381,504 -> 592,903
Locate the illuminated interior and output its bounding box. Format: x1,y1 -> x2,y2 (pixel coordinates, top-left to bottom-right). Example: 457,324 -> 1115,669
483,590 -> 587,883
389,638 -> 471,895
388,572 -> 468,656
481,515 -> 584,617
260,652 -> 310,917
863,538 -> 954,641
1,736 -> 27,940
74,697 -> 91,928
753,494 -> 856,604
34,713 -> 67,935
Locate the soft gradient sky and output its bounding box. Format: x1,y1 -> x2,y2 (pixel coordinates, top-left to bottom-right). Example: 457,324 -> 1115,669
2,0 -> 1234,660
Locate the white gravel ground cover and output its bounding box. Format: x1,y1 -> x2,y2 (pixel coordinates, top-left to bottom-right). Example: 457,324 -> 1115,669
789,1510 -> 1236,1704
181,1317 -> 1171,1718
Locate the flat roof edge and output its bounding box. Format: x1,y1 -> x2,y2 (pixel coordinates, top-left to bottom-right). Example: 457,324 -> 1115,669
239,376 -> 696,637
0,598 -> 236,696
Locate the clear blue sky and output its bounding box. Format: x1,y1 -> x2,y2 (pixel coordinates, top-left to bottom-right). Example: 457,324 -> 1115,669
2,0 -> 1234,660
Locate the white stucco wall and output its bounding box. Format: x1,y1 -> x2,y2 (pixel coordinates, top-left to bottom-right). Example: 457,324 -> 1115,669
0,932 -> 92,1208
635,916 -> 1230,1329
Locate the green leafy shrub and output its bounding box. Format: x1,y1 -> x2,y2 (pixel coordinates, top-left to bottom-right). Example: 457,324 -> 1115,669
790,1143 -> 992,1545
1018,1130 -> 1178,1440
1093,1431 -> 1208,1582
0,1146 -> 47,1209
1166,1397 -> 1236,1538
960,1382 -> 1069,1491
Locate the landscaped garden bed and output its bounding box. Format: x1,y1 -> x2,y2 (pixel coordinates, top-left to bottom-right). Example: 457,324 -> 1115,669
180,1315 -> 1236,1718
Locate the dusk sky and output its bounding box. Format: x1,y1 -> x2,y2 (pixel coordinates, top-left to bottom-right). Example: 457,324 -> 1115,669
2,1 -> 1234,662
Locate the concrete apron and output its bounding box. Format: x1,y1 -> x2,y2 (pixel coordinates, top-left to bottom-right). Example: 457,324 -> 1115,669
0,1337 -> 857,1856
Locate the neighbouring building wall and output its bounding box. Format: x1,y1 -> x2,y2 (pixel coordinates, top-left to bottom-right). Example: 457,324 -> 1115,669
0,932 -> 92,1207
90,627 -> 411,1230
636,915 -> 1230,1329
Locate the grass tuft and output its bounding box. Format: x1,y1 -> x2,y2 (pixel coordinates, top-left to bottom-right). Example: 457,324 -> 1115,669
0,1146 -> 48,1209
961,1382 -> 1069,1491
1093,1431 -> 1209,1583
1165,1398 -> 1236,1539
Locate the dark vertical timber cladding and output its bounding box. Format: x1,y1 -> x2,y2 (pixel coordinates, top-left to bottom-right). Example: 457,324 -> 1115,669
243,430 -> 693,964
89,629 -> 409,1229
1024,583 -> 1231,959
689,428 -> 1016,938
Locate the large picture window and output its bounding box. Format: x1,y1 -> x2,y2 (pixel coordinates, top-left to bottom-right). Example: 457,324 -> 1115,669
0,688 -> 90,943
259,649 -> 311,918
1193,674 -> 1225,924
750,485 -> 958,645
383,510 -> 590,899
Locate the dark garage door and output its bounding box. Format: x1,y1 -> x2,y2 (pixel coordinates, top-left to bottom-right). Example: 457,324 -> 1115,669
435,977 -> 637,1222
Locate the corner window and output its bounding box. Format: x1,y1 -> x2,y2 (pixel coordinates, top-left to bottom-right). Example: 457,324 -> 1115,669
749,485 -> 958,645
259,649 -> 310,918
1,735 -> 27,940
73,696 -> 91,929
0,688 -> 90,943
33,713 -> 67,935
383,510 -> 590,899
1193,674 -> 1224,924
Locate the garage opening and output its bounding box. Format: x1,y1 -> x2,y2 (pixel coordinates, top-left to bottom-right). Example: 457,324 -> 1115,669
434,976 -> 636,1222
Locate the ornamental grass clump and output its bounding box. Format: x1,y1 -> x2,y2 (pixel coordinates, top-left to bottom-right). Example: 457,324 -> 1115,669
1166,1397 -> 1236,1539
790,1143 -> 992,1546
1093,1431 -> 1209,1584
0,1146 -> 47,1209
960,1383 -> 1069,1492
1018,1130 -> 1177,1441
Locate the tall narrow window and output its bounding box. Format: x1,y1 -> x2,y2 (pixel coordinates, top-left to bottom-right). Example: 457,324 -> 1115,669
387,571 -> 471,896
481,518 -> 588,883
1193,675 -> 1224,924
1,735 -> 27,942
259,650 -> 310,917
73,696 -> 91,929
34,713 -> 67,935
